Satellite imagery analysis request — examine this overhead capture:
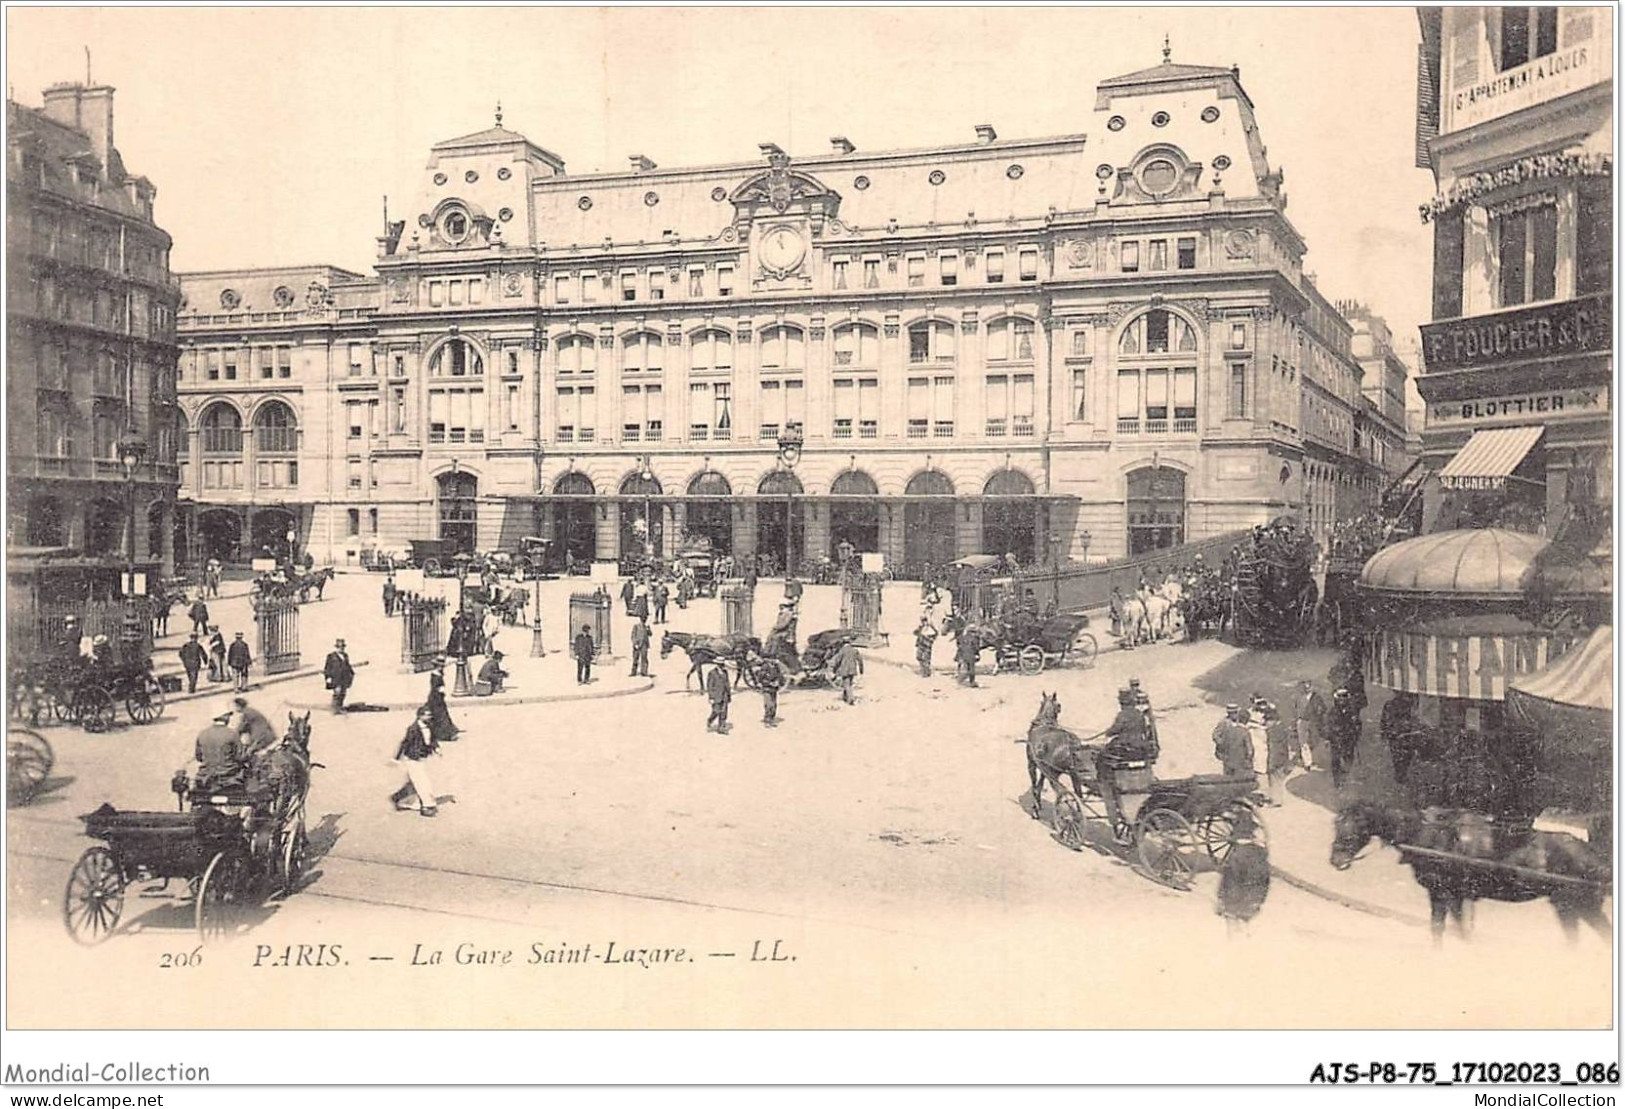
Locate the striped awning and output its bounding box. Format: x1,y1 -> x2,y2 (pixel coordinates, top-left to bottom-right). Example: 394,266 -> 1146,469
1508,624 -> 1612,713
1439,425 -> 1544,490
1506,624 -> 1612,751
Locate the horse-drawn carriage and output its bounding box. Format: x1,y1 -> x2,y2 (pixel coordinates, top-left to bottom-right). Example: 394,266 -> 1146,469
62,714 -> 317,945
948,609 -> 1098,676
748,627 -> 861,689
1025,693 -> 1265,889
10,655 -> 166,733
674,539 -> 720,599
1229,518 -> 1319,648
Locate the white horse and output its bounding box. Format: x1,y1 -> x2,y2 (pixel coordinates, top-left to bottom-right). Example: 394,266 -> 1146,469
1157,580 -> 1186,637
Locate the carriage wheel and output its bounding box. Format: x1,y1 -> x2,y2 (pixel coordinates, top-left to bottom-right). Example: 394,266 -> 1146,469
7,729 -> 54,805
280,822 -> 310,897
1072,634 -> 1099,669
1053,794 -> 1086,851
49,688 -> 74,725
1018,645 -> 1046,676
63,846 -> 125,945
72,687 -> 116,733
196,851 -> 249,944
1135,808 -> 1199,891
125,677 -> 166,725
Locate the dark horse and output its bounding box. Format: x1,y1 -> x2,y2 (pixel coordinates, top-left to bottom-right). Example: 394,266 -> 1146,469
1019,692 -> 1099,821
659,631 -> 759,690
297,567 -> 336,603
252,711 -> 319,822
1330,799 -> 1611,942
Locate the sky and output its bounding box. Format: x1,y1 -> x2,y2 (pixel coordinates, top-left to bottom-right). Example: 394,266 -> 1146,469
6,5 -> 1437,342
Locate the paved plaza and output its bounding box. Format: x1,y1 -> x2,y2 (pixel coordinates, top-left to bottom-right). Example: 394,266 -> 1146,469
6,570 -> 1610,1029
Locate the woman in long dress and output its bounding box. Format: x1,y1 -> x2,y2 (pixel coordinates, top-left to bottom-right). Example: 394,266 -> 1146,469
424,665 -> 460,743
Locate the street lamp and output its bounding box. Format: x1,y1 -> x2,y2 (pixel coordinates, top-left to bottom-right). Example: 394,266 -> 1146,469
118,433 -> 147,592
776,426 -> 803,576
639,456 -> 656,566
452,553 -> 473,696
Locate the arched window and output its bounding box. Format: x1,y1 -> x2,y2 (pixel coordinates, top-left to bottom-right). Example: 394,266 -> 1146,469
905,471 -> 954,496
253,401 -> 298,452
832,322 -> 879,368
985,318 -> 1036,363
758,471 -> 804,496
1116,309 -> 1200,435
759,325 -> 805,371
984,470 -> 1036,496
831,470 -> 879,496
557,335 -> 598,376
1119,309 -> 1197,356
907,320 -> 955,365
619,471 -> 662,497
622,331 -> 664,373
689,329 -> 734,373
199,403 -> 243,454
686,471 -> 732,497
429,337 -> 484,377
554,472 -> 595,496
904,471 -> 956,566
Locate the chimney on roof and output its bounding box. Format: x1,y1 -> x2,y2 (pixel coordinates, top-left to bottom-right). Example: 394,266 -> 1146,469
629,154 -> 656,174
42,82 -> 116,179
759,142 -> 784,160
974,124 -> 997,144
830,136 -> 855,156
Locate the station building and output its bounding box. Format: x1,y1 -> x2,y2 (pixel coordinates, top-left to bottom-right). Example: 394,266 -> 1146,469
177,52 -> 1378,572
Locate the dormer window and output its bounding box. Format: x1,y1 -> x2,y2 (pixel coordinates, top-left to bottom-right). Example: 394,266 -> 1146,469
439,206 -> 471,245
1139,159 -> 1178,196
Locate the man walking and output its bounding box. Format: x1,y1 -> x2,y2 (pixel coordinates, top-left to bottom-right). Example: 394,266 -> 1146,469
1294,679 -> 1327,773
831,639 -> 864,705
955,628 -> 981,687
651,579 -> 669,624
1212,704 -> 1255,779
178,632 -> 206,694
324,638 -> 355,713
226,631 -> 253,692
383,575 -> 397,617
189,595 -> 210,638
705,661 -> 732,734
629,616 -> 651,677
1261,700 -> 1292,807
573,623 -> 595,685
914,615 -> 937,677
1327,688 -> 1362,790
389,706 -> 441,817
755,651 -> 785,727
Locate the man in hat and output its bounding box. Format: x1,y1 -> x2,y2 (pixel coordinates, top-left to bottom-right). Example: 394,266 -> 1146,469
784,576 -> 804,610
955,625 -> 981,687
1327,688 -> 1362,790
651,578 -> 670,624
1130,678 -> 1159,761
191,711 -> 248,794
1097,688 -> 1155,842
629,615 -> 651,678
382,574 -> 397,617
913,614 -> 938,678
477,649 -> 508,695
573,623 -> 595,685
188,594 -> 210,637
705,659 -> 732,734
831,638 -> 864,705
226,631 -> 253,691
178,631 -> 207,694
1260,700 -> 1293,806
324,638 -> 355,713
1212,704 -> 1255,780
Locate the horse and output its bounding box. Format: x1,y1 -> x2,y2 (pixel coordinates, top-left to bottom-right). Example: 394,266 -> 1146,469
1330,799 -> 1611,942
494,586 -> 531,626
659,630 -> 759,690
251,711 -> 319,824
1018,692 -> 1099,822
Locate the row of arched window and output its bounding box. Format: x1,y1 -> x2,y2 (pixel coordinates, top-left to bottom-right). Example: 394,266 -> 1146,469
189,399 -> 298,454
548,467 -> 1036,499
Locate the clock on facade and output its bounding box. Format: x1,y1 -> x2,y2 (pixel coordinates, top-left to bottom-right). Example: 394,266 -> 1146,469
759,225 -> 806,276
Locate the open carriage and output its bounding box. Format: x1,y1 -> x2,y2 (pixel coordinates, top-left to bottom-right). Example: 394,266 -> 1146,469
10,655 -> 165,732
995,612 -> 1098,675
1050,762 -> 1267,890
746,627 -> 861,689
62,724 -> 316,945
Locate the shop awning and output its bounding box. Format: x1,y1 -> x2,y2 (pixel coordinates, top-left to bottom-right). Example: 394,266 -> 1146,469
1506,624 -> 1613,748
1438,425 -> 1544,491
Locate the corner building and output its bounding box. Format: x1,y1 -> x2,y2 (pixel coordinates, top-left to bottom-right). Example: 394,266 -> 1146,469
178,55 -> 1369,570
7,83 -> 182,570
1414,7 -> 1613,536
